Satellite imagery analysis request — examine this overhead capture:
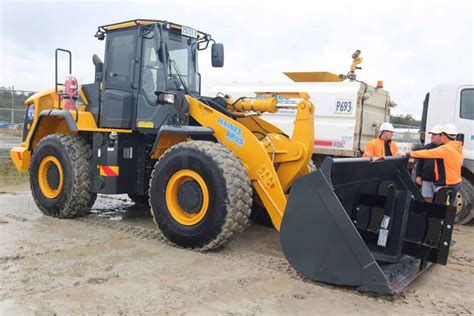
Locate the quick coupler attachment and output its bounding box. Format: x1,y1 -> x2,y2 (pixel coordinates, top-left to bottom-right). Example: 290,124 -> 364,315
280,157 -> 455,294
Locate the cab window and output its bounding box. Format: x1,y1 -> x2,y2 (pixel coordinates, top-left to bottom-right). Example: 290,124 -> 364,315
460,89 -> 474,120
105,29 -> 136,87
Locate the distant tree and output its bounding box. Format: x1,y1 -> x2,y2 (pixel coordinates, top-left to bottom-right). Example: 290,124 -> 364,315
390,114 -> 420,127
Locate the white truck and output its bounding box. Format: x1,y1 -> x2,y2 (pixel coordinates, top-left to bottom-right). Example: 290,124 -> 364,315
211,71 -> 396,165
419,84 -> 474,224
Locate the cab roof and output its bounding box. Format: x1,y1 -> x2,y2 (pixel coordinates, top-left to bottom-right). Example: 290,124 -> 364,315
97,19 -> 209,39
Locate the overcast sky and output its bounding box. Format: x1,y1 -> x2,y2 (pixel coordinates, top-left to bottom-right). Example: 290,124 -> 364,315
0,0 -> 472,116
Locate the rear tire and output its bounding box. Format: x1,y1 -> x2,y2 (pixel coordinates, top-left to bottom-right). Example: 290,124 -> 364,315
149,141 -> 252,251
30,134 -> 96,218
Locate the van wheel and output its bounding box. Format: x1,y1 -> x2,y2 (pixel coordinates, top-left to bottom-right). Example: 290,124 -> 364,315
454,177 -> 473,225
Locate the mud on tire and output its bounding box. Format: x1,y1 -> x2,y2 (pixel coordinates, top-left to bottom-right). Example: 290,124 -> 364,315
30,134 -> 96,218
149,141 -> 252,251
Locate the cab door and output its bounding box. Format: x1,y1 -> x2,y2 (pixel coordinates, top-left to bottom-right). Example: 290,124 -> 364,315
100,27 -> 138,128
135,27 -> 176,132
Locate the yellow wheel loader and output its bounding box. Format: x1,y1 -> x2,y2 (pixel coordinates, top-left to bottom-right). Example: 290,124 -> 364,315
10,19 -> 456,294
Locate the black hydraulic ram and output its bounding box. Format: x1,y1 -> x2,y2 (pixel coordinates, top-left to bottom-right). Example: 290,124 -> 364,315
280,157 -> 455,294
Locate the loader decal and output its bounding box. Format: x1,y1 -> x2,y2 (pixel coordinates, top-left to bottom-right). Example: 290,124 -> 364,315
99,165 -> 119,177
217,117 -> 244,147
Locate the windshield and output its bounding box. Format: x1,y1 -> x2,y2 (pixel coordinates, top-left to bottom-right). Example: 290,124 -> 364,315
140,29 -> 199,101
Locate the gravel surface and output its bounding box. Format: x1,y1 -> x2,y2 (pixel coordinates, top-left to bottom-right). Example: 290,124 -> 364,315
0,192 -> 473,315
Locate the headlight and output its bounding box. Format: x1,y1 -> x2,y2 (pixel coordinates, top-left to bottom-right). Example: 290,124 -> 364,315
27,105 -> 35,121
157,93 -> 175,104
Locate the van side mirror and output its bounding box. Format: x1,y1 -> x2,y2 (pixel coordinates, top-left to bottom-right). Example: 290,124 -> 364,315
211,43 -> 224,67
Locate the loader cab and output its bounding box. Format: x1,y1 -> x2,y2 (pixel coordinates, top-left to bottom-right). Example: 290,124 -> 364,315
93,20 -> 224,131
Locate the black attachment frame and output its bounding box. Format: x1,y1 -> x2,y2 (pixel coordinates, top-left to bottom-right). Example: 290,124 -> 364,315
280,156 -> 456,294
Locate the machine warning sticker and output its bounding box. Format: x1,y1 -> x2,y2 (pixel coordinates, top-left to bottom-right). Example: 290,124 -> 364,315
335,99 -> 353,114
137,121 -> 154,128
218,117 -> 244,147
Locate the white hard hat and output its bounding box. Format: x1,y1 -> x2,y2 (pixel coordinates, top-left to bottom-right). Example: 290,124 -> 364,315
442,124 -> 458,136
379,122 -> 394,133
428,124 -> 444,134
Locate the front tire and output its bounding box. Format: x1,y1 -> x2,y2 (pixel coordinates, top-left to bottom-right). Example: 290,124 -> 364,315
149,141 -> 252,251
30,134 -> 96,218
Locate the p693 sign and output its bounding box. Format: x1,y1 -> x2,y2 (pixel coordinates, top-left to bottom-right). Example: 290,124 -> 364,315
335,99 -> 353,114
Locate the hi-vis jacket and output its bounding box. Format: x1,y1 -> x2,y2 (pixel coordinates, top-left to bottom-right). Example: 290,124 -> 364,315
411,140 -> 463,186
363,138 -> 398,158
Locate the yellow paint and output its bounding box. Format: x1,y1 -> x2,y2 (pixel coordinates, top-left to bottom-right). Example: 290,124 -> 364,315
166,169 -> 209,226
187,93 -> 315,230
25,88 -> 57,106
151,134 -> 187,160
236,116 -> 286,136
38,156 -> 64,199
103,20 -> 156,31
350,56 -> 363,72
188,96 -> 288,230
283,72 -> 343,83
137,121 -> 154,128
275,99 -> 314,192
14,89 -> 133,172
10,146 -> 31,172
227,97 -> 278,113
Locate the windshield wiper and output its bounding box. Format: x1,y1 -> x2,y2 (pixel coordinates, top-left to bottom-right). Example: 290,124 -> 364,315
169,58 -> 189,94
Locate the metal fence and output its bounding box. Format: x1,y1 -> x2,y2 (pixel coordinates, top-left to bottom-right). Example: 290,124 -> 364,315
0,87 -> 36,157
392,123 -> 422,145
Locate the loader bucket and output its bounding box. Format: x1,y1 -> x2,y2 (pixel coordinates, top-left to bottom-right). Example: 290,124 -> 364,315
280,157 -> 456,294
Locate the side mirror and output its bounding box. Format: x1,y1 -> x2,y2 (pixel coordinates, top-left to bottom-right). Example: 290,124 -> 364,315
211,43 -> 224,67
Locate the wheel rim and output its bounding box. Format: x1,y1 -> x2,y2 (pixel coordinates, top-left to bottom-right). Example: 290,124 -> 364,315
38,156 -> 64,199
455,192 -> 464,214
166,169 -> 209,226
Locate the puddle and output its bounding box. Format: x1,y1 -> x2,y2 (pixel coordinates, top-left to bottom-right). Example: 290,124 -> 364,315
90,197 -> 151,221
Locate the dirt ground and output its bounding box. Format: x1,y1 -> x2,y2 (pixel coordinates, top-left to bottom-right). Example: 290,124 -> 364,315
0,192 -> 473,315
